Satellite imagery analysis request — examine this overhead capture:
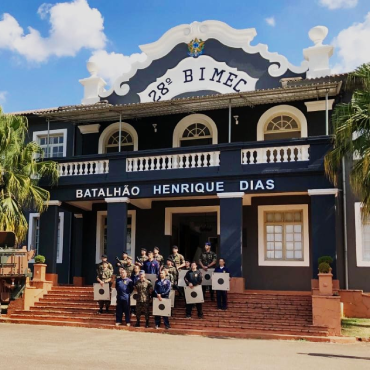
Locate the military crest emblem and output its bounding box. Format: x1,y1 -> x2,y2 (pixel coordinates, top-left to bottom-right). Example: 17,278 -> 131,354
187,38 -> 205,58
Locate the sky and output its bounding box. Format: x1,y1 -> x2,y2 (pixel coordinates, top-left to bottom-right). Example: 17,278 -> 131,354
0,0 -> 370,112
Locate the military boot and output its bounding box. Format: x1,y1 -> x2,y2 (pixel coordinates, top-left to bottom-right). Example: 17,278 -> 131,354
134,319 -> 140,327
145,319 -> 149,328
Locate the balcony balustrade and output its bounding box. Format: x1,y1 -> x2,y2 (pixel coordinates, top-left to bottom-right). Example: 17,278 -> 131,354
59,160 -> 109,177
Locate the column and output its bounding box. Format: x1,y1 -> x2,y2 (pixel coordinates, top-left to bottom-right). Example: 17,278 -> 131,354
308,189 -> 338,278
105,197 -> 129,266
218,192 -> 244,278
71,214 -> 84,286
38,201 -> 61,275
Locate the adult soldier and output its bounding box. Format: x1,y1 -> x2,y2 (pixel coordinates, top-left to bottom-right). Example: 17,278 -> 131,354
153,247 -> 164,267
154,270 -> 171,329
116,251 -> 129,268
199,242 -> 217,301
136,248 -> 148,267
134,271 -> 153,328
166,257 -> 178,287
96,260 -> 113,314
184,262 -> 203,319
124,256 -> 134,276
143,251 -> 160,275
169,245 -> 185,269
96,254 -> 113,275
214,258 -> 231,310
130,264 -> 141,316
162,265 -> 174,285
115,268 -> 134,326
181,259 -> 191,271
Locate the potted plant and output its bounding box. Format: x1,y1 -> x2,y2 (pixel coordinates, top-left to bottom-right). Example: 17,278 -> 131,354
318,256 -> 333,296
33,255 -> 46,282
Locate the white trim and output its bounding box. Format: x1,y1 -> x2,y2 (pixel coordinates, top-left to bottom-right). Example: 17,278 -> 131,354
304,99 -> 334,112
256,105 -> 308,141
258,204 -> 309,267
217,192 -> 244,199
105,197 -> 130,204
100,20 -> 308,99
165,206 -> 220,236
45,200 -> 62,206
95,210 -> 136,263
308,188 -> 339,196
78,124 -> 101,134
172,114 -> 218,148
33,128 -> 67,157
354,202 -> 370,267
27,212 -> 64,264
98,122 -> 138,154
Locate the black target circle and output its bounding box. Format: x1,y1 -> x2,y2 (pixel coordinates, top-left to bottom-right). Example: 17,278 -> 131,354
205,274 -> 211,280
191,291 -> 197,298
133,294 -> 138,300
218,278 -> 224,285
159,304 -> 165,310
99,289 -> 105,295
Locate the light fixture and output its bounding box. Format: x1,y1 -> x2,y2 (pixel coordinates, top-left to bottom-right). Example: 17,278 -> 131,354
152,124 -> 158,133
233,115 -> 239,125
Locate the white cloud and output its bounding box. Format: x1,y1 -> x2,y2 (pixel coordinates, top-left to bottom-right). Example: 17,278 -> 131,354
331,12 -> 370,73
265,17 -> 276,27
0,91 -> 7,104
319,0 -> 358,10
89,50 -> 148,86
0,0 -> 106,62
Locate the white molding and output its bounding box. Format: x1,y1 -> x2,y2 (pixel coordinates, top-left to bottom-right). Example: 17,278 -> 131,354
100,20 -> 308,99
258,204 -> 310,267
165,206 -> 220,236
105,197 -> 131,204
130,199 -> 152,209
95,210 -> 136,263
256,105 -> 308,141
78,124 -> 101,134
304,99 -> 334,112
45,201 -> 62,206
33,128 -> 67,157
217,192 -> 244,199
74,214 -> 83,219
354,202 -> 370,267
308,189 -> 339,196
172,113 -> 218,148
98,122 -> 138,153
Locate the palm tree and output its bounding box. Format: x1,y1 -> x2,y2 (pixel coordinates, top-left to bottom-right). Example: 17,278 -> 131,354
0,107 -> 59,242
325,63 -> 370,216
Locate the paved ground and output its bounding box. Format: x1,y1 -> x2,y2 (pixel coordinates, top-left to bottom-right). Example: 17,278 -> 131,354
1,324 -> 370,370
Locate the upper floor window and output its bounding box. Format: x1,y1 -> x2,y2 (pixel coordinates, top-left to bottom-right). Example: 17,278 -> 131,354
173,114 -> 218,148
257,105 -> 307,141
33,129 -> 67,158
98,122 -> 138,154
264,115 -> 301,140
105,130 -> 134,153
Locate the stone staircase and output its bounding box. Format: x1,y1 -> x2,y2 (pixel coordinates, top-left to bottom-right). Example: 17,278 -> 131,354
0,286 -> 334,341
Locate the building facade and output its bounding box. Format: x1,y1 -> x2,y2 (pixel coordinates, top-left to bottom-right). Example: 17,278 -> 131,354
18,21 -> 370,291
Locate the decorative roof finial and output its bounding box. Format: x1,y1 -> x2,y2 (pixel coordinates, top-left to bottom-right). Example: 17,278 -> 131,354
308,26 -> 329,47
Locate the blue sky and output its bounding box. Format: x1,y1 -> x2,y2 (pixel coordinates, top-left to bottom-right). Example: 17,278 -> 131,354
0,0 -> 369,112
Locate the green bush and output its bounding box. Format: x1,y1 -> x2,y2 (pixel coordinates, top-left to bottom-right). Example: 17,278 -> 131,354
318,256 -> 333,265
34,255 -> 46,264
318,262 -> 331,273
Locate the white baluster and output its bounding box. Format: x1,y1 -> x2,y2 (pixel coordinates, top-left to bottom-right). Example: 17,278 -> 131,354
139,159 -> 143,171
216,152 -> 220,166
105,160 -> 109,174
209,152 -> 214,167
282,148 -> 288,163
132,158 -> 137,172
173,154 -> 178,169
302,146 -> 310,161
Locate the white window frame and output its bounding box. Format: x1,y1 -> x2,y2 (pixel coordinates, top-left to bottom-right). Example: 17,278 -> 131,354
27,212 -> 64,264
258,204 -> 309,266
32,129 -> 67,158
95,210 -> 136,263
354,202 -> 370,267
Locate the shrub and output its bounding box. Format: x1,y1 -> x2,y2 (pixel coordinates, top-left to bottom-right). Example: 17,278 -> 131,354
34,255 -> 46,264
318,262 -> 331,274
318,256 -> 333,266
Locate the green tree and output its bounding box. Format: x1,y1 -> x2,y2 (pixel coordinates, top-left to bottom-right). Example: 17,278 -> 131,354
325,63 -> 370,216
0,107 -> 58,242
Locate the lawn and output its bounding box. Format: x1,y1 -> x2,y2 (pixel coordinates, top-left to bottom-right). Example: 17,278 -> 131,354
341,318 -> 370,339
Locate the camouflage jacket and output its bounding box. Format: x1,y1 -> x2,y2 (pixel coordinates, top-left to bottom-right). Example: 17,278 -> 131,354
154,254 -> 164,266
169,253 -> 185,267
96,262 -> 113,275
118,258 -> 128,267
135,279 -> 153,303
199,251 -> 217,267
136,255 -> 148,265
97,268 -> 113,283
124,264 -> 134,276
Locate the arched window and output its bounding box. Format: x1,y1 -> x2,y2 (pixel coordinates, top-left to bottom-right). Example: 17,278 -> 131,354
256,105 -> 307,141
98,122 -> 138,154
173,114 -> 218,148
105,130 -> 134,153
264,115 -> 301,140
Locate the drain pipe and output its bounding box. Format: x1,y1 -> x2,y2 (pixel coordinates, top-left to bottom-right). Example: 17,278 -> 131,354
325,91 -> 329,135
342,156 -> 349,289
118,113 -> 122,152
228,99 -> 232,143
46,118 -> 50,158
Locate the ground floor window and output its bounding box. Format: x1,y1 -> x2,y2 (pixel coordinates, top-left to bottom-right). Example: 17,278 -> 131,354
354,202 -> 370,267
28,212 -> 64,263
258,204 -> 309,267
96,210 -> 136,263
